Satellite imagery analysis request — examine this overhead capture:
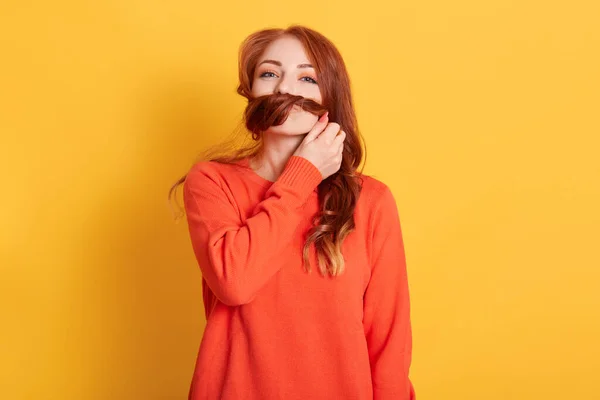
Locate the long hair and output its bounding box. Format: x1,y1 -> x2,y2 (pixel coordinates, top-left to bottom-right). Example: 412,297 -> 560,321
168,25 -> 367,277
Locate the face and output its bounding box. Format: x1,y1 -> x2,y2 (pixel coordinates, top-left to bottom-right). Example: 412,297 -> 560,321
251,35 -> 323,135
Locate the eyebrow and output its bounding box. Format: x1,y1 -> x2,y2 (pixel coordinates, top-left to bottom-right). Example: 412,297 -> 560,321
258,59 -> 314,69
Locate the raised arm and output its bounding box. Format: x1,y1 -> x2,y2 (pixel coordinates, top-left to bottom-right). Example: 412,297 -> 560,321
183,156 -> 322,306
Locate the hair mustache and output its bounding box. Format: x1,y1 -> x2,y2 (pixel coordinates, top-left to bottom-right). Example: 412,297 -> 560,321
244,93 -> 328,133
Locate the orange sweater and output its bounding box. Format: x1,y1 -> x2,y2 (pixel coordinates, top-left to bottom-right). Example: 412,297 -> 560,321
183,155 -> 414,400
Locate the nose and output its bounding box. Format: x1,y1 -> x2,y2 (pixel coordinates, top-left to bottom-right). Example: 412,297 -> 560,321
275,74 -> 295,95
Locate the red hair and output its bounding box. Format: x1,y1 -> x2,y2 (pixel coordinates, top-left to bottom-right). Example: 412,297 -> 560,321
169,25 -> 367,277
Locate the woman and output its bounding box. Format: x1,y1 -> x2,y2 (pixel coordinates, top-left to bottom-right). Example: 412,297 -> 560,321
169,25 -> 415,400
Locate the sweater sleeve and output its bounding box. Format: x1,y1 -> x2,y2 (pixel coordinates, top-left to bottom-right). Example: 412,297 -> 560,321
183,155 -> 322,307
363,184 -> 415,400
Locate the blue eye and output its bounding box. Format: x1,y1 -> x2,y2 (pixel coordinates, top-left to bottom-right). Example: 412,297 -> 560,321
301,76 -> 318,84
260,72 -> 277,78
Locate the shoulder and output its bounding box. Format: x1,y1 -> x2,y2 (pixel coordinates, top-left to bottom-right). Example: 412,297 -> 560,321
182,160 -> 246,215
356,172 -> 398,214
183,161 -> 243,207
185,159 -> 241,190
358,172 -> 391,194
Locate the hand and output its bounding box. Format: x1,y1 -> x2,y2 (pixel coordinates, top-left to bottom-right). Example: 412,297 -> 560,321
293,112 -> 346,180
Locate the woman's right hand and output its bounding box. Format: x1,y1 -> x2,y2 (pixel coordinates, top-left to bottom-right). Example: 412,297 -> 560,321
293,112 -> 346,180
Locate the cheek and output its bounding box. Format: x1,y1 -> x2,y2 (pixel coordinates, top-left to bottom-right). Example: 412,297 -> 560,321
288,110 -> 319,130
309,90 -> 323,107
304,111 -> 319,125
268,110 -> 318,135
251,79 -> 272,97
310,83 -> 323,103
315,89 -> 323,104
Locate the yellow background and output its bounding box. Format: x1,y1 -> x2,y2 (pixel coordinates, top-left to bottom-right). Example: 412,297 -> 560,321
1,1 -> 599,399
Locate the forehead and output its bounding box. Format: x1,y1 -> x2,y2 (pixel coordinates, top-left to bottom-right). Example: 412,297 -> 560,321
258,35 -> 311,64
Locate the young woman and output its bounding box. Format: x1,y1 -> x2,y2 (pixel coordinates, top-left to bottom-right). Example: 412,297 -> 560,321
169,25 -> 415,400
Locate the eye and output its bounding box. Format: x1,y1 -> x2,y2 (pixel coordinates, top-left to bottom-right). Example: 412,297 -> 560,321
301,76 -> 318,84
259,71 -> 278,78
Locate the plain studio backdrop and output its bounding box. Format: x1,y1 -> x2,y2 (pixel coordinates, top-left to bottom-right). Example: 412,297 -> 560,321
1,1 -> 598,399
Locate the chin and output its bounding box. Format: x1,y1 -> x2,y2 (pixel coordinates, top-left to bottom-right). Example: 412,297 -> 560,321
267,111 -> 318,135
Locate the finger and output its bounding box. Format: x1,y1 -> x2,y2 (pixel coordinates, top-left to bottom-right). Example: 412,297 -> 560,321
304,111 -> 329,142
334,130 -> 346,151
318,122 -> 341,144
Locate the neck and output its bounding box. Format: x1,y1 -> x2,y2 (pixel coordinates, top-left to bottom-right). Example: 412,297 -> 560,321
250,131 -> 305,182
